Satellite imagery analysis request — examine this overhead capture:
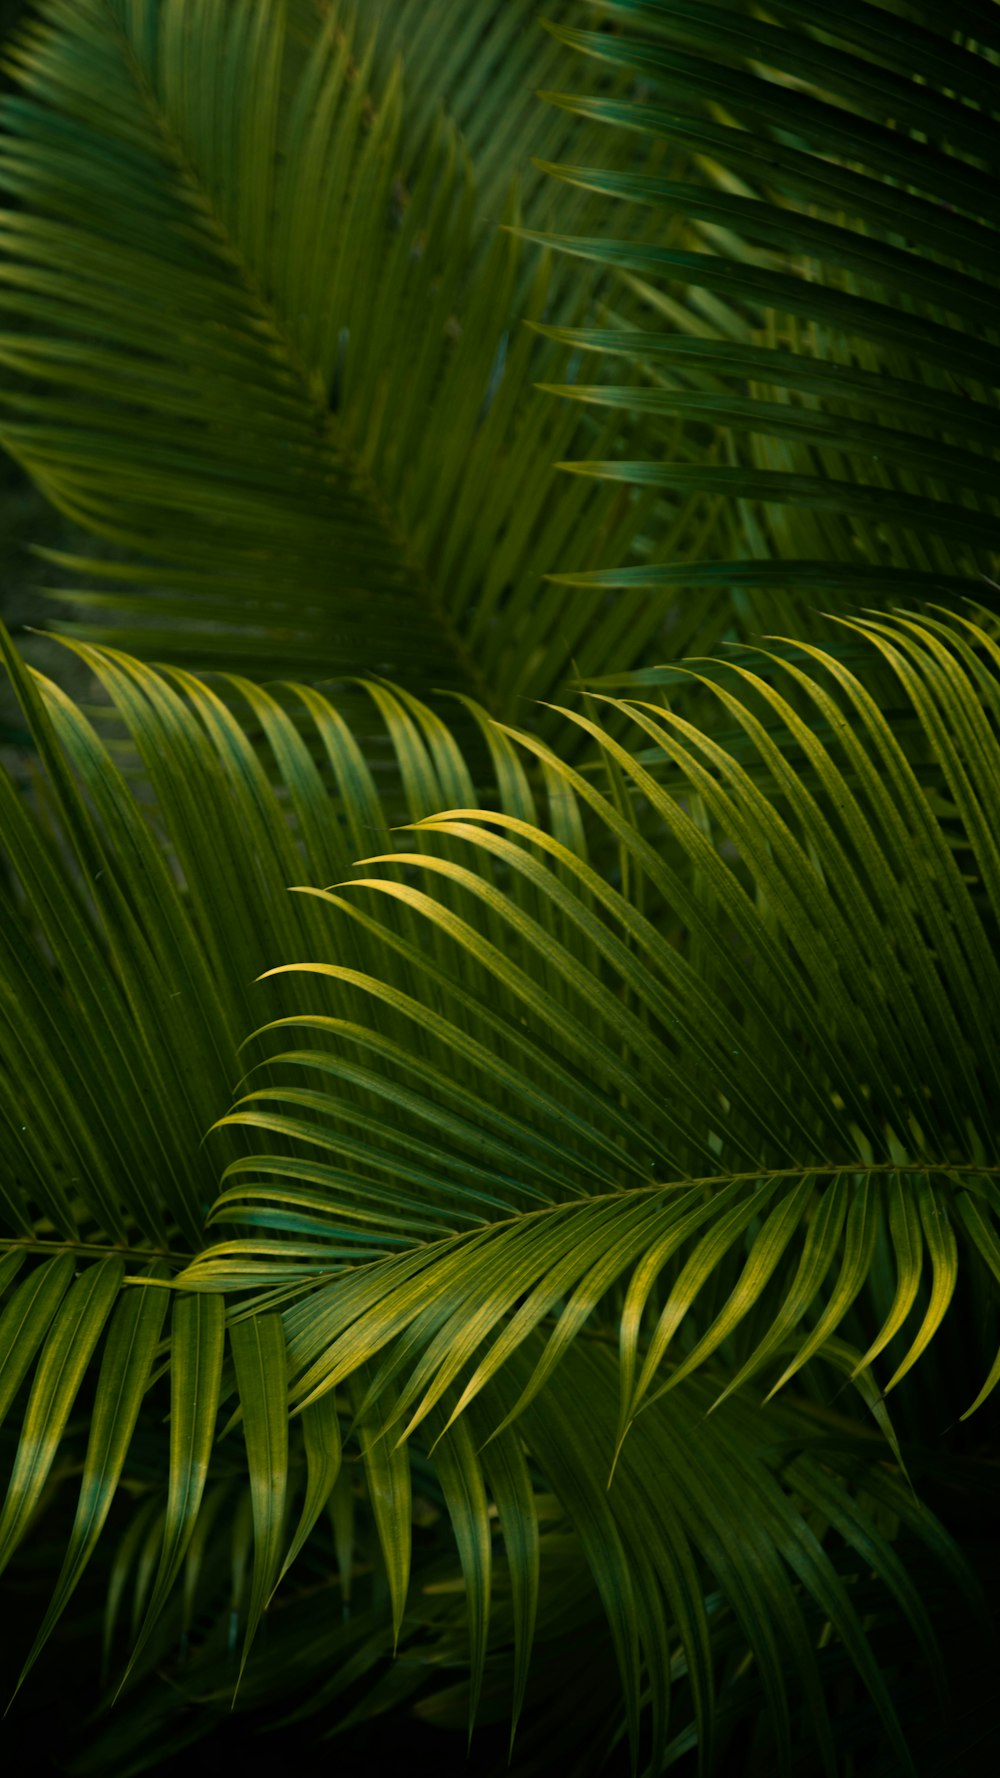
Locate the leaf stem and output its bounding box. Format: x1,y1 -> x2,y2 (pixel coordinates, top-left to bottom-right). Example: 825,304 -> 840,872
0,1236 -> 191,1265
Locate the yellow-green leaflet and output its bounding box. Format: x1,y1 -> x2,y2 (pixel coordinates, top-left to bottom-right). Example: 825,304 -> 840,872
229,1313 -> 289,1684
119,1293 -> 225,1687
13,1264 -> 170,1691
0,1258 -> 123,1577
353,1373 -> 412,1650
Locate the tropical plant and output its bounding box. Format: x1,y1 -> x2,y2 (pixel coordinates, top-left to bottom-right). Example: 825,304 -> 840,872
0,2 -> 997,1775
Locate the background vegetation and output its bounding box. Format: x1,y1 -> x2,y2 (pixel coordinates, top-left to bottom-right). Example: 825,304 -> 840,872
0,2 -> 998,1773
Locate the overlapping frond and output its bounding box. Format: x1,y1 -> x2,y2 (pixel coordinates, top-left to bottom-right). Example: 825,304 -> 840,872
1,608 -> 993,1768
0,624 -> 502,1250
0,6 -> 997,1769
359,0 -> 673,251
109,606 -> 993,1766
0,0 -> 676,701
529,0 -> 1000,606
194,612 -> 1000,1433
48,1338 -> 975,1778
361,0 -> 597,231
0,622 -> 522,1680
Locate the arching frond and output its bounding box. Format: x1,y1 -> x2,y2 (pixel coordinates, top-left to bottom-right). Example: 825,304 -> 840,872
0,6 -> 997,1774
529,0 -> 1000,606
0,622 -> 524,1678
360,0 -> 602,232
0,0 -> 675,702
97,605 -> 989,1767
63,1339 -> 977,1778
196,612 -> 1000,1437
1,610 -> 993,1768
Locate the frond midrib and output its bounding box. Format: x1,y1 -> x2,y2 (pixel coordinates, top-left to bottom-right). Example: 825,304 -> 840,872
0,1234 -> 192,1263
208,1157 -> 1000,1265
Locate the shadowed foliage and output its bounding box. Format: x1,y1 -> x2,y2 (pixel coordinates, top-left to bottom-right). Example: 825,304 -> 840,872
0,3 -> 997,1775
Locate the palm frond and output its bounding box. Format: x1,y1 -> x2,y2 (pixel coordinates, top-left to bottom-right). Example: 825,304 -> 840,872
360,0 -> 596,232
0,4 -> 997,1772
64,1339 -> 977,1778
1,603 -> 995,1765
93,604 -> 989,1767
0,621 -> 523,1676
0,0 -> 681,704
528,0 -> 1000,605
193,611 -> 1000,1441
358,0 -> 689,256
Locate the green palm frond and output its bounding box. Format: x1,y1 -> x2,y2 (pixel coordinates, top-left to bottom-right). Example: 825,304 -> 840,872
527,0 -> 1000,606
0,610 -> 991,1770
74,1342 -> 974,1778
358,0 -> 673,251
195,610 -> 1000,1430
108,605 -> 992,1767
0,0 -> 679,702
361,0 -> 596,231
0,619 -> 531,1680
0,6 -> 997,1774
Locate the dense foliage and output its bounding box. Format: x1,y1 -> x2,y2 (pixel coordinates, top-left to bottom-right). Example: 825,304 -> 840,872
0,2 -> 998,1773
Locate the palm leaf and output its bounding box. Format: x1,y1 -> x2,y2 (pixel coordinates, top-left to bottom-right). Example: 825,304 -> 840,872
121,605 -> 998,1768
527,0 -> 1000,605
67,1340 -> 976,1778
0,0 -> 678,704
360,0 -> 697,258
0,3 -> 997,1770
193,611 -> 1000,1434
0,612 -> 993,1768
11,1263 -> 170,1702
361,0 -> 603,233
0,620 -> 531,1677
